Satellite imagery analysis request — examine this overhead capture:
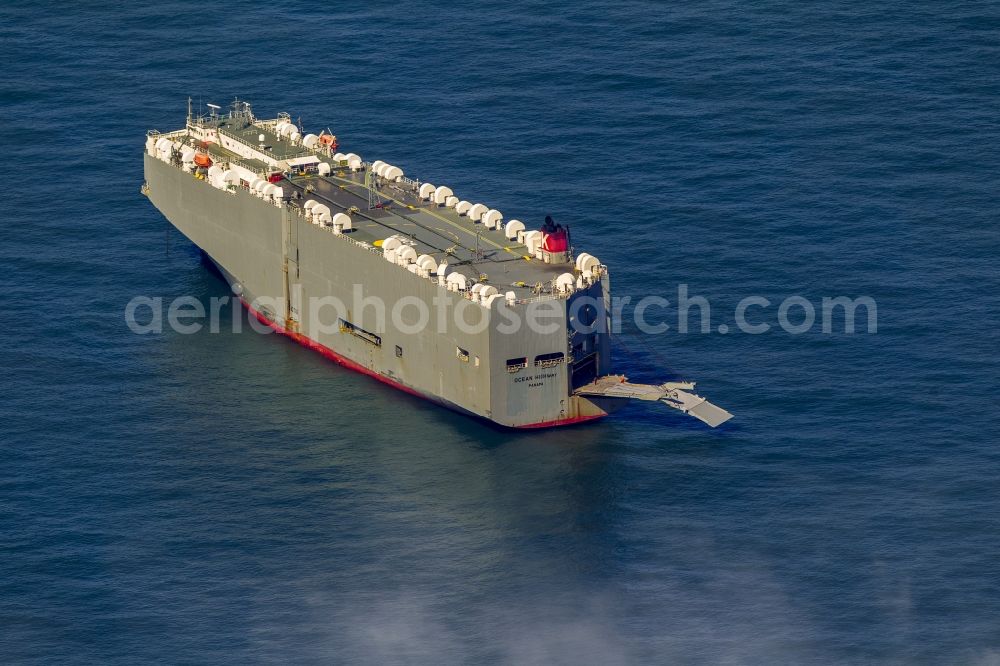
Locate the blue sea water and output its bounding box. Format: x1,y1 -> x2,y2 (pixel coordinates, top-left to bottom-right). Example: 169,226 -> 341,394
2,1 -> 999,663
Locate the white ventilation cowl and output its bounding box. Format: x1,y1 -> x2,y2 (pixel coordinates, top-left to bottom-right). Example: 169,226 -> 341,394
418,183 -> 436,200
436,260 -> 450,285
577,253 -> 600,275
523,230 -> 543,254
433,186 -> 454,205
416,254 -> 438,273
467,203 -> 488,221
344,153 -> 362,171
331,212 -> 352,232
504,220 -> 525,240
396,245 -> 417,264
482,209 -> 502,229
446,272 -> 468,291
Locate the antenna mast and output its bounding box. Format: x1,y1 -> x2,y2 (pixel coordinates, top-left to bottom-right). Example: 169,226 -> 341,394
365,166 -> 386,210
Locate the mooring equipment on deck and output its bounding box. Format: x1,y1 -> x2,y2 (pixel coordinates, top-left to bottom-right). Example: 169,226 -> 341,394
574,375 -> 733,428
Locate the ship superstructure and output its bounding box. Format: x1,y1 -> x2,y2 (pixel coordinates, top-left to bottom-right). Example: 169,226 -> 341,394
142,99 -> 731,428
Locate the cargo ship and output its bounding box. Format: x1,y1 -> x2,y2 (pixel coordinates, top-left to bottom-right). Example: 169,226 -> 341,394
142,99 -> 731,428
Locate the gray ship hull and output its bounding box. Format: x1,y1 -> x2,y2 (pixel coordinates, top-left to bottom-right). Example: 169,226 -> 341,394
143,153 -> 617,428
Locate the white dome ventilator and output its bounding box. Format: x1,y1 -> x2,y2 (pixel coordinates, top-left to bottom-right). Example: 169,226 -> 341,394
478,285 -> 499,304
467,203 -> 488,222
416,254 -> 438,273
504,219 -> 525,240
433,186 -> 454,205
481,209 -> 502,229
576,253 -> 600,276
396,245 -> 418,266
418,183 -> 436,200
555,272 -> 576,294
331,212 -> 352,233
344,153 -> 362,171
446,272 -> 468,292
523,230 -> 543,255
381,236 -> 403,252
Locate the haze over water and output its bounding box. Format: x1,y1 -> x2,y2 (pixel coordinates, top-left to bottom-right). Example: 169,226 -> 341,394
2,2 -> 999,663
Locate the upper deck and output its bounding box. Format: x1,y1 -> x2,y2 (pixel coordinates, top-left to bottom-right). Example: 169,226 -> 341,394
150,101 -> 606,301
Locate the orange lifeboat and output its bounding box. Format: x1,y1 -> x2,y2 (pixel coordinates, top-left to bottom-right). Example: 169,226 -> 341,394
318,134 -> 338,149
193,152 -> 212,168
